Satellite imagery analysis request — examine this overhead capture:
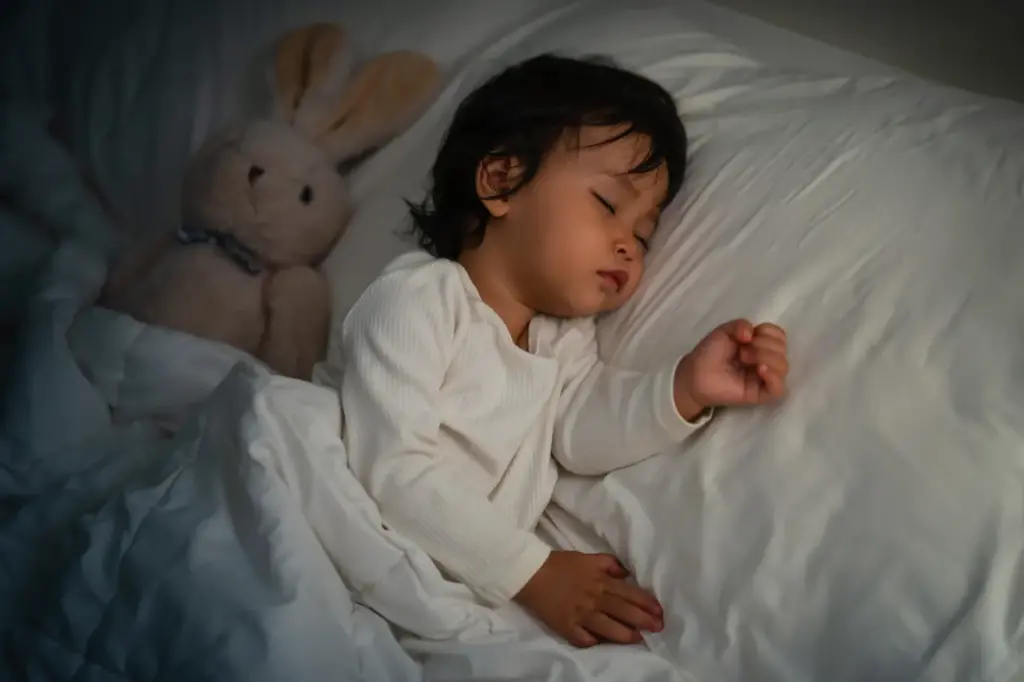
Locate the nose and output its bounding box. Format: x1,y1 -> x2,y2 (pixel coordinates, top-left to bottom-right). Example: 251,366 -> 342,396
614,235 -> 637,262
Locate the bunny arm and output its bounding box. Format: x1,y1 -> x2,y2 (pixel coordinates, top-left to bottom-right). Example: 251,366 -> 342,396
257,265 -> 331,381
106,245 -> 267,356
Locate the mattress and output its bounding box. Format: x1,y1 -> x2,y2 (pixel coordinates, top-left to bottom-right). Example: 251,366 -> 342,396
2,0 -> 1023,681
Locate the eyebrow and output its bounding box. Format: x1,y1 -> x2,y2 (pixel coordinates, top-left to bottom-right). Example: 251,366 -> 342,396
601,172 -> 664,224
604,172 -> 640,197
610,173 -> 634,193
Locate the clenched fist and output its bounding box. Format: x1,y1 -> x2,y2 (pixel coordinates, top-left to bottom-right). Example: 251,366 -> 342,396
674,319 -> 789,420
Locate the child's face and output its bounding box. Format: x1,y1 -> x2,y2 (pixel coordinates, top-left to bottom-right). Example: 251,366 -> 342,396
481,126 -> 668,318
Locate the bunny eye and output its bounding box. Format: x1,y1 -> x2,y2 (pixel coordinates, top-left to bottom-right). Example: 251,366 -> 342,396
248,165 -> 264,185
300,185 -> 314,204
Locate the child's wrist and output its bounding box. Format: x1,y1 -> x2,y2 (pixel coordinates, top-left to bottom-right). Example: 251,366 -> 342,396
513,550 -> 556,608
673,355 -> 707,422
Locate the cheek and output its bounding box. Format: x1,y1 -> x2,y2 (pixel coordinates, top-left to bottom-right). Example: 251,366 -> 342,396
552,225 -> 607,280
531,200 -> 603,264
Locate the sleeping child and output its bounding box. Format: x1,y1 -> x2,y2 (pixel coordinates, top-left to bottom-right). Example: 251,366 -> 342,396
339,53 -> 790,648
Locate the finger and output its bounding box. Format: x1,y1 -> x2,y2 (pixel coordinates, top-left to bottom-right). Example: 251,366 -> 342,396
605,579 -> 663,617
750,335 -> 787,357
719,319 -> 754,344
582,612 -> 643,645
757,364 -> 787,399
595,554 -> 629,579
742,368 -> 765,403
754,323 -> 787,342
569,626 -> 598,648
599,593 -> 664,632
739,347 -> 789,375
737,345 -> 787,370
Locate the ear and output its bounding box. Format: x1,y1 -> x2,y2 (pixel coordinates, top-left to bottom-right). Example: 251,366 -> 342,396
475,155 -> 524,219
309,51 -> 441,163
270,23 -> 354,128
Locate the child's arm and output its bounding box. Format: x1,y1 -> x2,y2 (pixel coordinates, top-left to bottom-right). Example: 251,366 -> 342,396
340,271 -> 550,606
553,319 -> 790,476
552,319 -> 711,476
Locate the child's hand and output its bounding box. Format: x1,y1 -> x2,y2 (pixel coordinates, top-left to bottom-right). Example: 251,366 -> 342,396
514,550 -> 664,648
674,319 -> 789,419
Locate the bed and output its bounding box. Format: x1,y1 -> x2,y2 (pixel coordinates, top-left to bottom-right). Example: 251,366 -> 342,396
2,0 -> 1023,680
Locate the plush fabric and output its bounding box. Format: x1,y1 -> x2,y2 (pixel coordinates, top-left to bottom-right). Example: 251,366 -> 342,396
99,24 -> 440,380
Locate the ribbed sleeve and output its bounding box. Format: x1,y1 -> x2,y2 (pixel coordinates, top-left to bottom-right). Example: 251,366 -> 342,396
551,319 -> 712,476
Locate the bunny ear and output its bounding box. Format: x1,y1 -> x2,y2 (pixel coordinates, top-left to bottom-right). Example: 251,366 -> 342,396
306,51 -> 441,164
270,23 -> 354,126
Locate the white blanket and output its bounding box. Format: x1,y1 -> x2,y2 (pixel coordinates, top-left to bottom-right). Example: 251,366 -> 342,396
1,244 -> 693,682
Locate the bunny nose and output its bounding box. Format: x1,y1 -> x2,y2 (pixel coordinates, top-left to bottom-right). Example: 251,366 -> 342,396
300,186 -> 314,204
248,165 -> 264,185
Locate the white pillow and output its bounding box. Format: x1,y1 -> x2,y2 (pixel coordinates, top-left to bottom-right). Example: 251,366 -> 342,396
545,30 -> 1024,682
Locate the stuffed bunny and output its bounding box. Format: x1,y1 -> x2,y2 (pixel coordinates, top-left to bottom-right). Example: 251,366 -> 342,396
101,23 -> 439,380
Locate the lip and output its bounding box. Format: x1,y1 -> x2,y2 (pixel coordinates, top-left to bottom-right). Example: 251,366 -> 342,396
598,269 -> 629,293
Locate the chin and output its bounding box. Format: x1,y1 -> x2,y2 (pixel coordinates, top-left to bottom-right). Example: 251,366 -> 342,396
546,290 -> 624,319
541,299 -> 598,320
583,297 -> 626,318
596,301 -> 626,316
599,290 -> 634,314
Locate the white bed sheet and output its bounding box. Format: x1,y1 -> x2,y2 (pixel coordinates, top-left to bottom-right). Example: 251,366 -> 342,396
3,0 -> 1024,681
317,7 -> 1024,680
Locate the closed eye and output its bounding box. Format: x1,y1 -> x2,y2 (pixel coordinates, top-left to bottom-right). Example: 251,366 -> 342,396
635,235 -> 650,252
591,191 -> 616,215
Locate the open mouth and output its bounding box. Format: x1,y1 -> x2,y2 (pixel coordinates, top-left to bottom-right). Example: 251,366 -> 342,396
598,269 -> 628,293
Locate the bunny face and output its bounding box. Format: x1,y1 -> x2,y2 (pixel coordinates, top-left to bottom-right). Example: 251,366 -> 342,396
181,120 -> 350,270
177,23 -> 439,275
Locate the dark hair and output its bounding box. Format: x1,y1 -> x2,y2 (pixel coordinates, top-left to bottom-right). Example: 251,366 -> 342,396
407,53 -> 688,260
